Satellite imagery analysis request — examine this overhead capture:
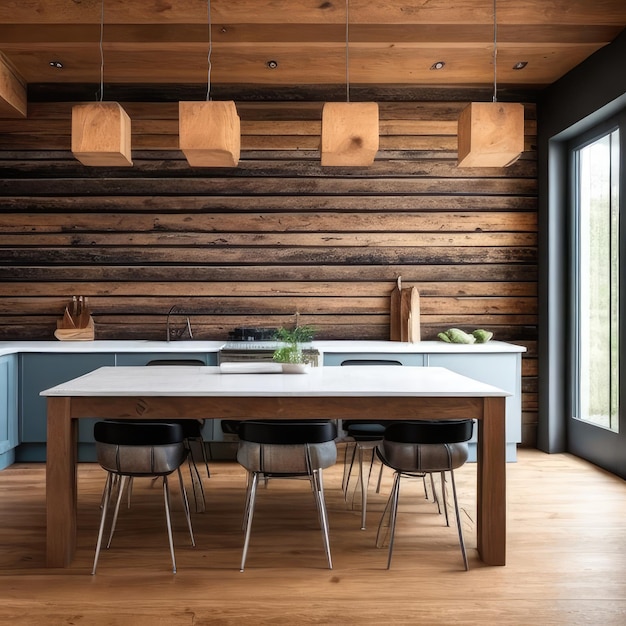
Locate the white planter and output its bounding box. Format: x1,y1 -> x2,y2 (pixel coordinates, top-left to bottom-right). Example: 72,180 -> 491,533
281,363 -> 310,374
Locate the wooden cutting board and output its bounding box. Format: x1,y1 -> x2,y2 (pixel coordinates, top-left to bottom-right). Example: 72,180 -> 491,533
407,287 -> 421,342
390,278 -> 421,342
389,277 -> 402,341
400,286 -> 421,343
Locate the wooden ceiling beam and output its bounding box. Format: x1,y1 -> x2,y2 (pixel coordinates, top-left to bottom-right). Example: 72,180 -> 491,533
0,0 -> 625,25
0,23 -> 621,45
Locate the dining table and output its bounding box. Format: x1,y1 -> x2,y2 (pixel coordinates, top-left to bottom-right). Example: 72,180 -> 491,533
41,364 -> 509,568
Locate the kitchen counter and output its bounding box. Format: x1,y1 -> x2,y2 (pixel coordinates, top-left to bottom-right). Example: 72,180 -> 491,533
0,339 -> 525,358
1,338 -> 526,467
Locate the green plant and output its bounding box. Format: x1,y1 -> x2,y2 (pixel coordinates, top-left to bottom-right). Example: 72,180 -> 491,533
272,325 -> 315,364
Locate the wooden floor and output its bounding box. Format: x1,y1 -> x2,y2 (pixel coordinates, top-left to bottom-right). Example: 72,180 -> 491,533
1,448 -> 625,625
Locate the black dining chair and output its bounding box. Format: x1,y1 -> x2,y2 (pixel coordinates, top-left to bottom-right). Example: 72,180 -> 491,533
236,420 -> 337,571
375,419 -> 474,570
340,359 -> 402,530
91,420 -> 195,574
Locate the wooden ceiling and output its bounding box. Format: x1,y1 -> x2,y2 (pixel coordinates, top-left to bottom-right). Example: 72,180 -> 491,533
1,0 -> 625,107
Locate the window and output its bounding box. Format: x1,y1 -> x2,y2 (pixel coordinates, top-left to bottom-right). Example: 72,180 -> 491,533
572,129 -> 620,430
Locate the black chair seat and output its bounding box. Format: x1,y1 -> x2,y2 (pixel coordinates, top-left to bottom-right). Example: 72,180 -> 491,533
383,419 -> 474,445
239,420 -> 336,445
343,421 -> 387,441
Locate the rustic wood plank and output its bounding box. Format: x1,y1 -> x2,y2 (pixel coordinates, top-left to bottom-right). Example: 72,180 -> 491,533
0,264 -> 539,283
0,211 -> 538,233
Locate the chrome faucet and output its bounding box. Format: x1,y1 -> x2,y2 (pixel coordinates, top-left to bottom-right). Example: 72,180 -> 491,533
166,305 -> 193,342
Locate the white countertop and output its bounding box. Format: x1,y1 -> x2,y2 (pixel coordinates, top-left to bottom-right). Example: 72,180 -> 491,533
41,365 -> 510,398
0,339 -> 526,358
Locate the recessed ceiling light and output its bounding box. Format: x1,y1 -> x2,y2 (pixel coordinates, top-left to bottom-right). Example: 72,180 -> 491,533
430,61 -> 446,70
49,61 -> 64,69
512,61 -> 528,70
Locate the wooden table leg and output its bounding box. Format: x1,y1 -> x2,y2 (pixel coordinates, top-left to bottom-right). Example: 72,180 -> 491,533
46,397 -> 77,567
476,396 -> 507,565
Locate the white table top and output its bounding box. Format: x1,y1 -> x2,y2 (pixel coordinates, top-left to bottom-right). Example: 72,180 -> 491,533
41,365 -> 509,398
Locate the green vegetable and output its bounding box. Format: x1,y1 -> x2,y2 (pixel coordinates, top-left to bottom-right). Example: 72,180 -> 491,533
472,329 -> 493,343
437,328 -> 476,344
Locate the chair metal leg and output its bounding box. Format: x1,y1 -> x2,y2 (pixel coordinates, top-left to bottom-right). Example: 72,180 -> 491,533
186,449 -> 206,513
177,467 -> 195,546
357,445 -> 368,529
92,472 -> 113,575
241,470 -> 255,531
240,472 -> 259,572
375,458 -> 384,493
449,469 -> 469,571
376,471 -> 399,548
440,471 -> 450,527
196,436 -> 211,478
311,468 -> 333,569
385,472 -> 402,569
106,474 -> 127,549
162,475 -> 177,574
342,442 -> 356,498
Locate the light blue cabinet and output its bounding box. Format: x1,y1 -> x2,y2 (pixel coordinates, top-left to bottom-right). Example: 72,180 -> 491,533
18,353 -> 116,461
0,354 -> 18,470
325,348 -> 522,461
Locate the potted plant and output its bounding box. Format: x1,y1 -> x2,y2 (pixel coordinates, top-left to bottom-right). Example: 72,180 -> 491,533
272,325 -> 315,373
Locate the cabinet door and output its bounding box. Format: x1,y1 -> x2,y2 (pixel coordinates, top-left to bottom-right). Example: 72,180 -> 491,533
426,353 -> 522,458
0,354 -> 18,469
19,353 -> 116,446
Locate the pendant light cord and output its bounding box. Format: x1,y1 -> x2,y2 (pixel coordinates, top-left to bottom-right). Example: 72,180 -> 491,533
492,0 -> 498,103
345,0 -> 350,103
206,0 -> 213,101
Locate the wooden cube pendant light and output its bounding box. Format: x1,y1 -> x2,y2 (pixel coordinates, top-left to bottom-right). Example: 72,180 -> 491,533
321,102 -> 379,166
0,52 -> 27,118
457,102 -> 524,167
71,102 -> 133,167
179,101 -> 241,167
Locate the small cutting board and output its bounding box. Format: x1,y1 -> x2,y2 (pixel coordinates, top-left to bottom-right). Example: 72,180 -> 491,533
400,286 -> 420,343
389,277 -> 402,341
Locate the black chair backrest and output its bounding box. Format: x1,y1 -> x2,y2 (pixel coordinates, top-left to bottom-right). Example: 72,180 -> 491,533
239,420 -> 337,445
341,359 -> 402,366
384,420 -> 473,445
94,420 -> 184,446
147,359 -> 205,366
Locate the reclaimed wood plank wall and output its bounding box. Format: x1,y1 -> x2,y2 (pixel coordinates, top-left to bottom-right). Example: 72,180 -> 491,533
0,100 -> 538,445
